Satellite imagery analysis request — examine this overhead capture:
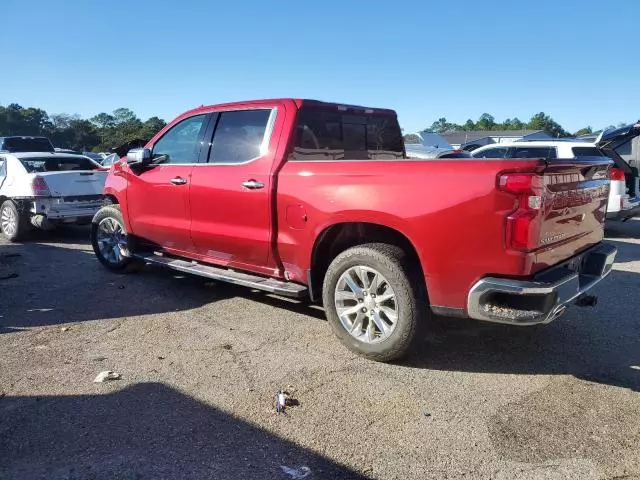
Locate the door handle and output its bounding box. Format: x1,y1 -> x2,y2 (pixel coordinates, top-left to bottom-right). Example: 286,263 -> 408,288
242,180 -> 265,189
170,177 -> 188,185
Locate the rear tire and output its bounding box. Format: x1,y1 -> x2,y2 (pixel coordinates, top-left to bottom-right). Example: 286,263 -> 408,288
1,200 -> 31,242
91,205 -> 144,273
322,243 -> 426,362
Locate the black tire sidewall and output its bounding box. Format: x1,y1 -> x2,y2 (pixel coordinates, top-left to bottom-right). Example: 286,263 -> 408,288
91,205 -> 132,271
1,200 -> 26,242
322,244 -> 422,361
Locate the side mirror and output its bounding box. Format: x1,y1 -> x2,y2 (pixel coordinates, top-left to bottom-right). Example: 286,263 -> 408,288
126,148 -> 151,166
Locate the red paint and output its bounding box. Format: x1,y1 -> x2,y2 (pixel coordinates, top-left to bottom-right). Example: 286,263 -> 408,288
102,98 -> 611,313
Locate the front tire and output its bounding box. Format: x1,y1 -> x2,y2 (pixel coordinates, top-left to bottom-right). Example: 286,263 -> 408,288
91,205 -> 144,272
1,200 -> 30,242
322,243 -> 426,362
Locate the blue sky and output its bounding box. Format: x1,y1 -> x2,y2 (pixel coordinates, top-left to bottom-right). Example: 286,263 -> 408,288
2,0 -> 638,133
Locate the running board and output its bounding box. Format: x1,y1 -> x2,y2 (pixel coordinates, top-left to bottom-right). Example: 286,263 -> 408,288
134,253 -> 308,298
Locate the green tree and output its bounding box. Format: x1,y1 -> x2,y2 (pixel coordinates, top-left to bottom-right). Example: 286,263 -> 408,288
527,112 -> 569,138
90,112 -> 115,129
425,117 -> 462,133
462,119 -> 475,131
573,126 -> 593,137
476,113 -> 496,130
139,116 -> 167,140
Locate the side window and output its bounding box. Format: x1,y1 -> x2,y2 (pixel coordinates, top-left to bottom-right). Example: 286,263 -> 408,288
474,147 -> 508,158
208,109 -> 272,164
572,147 -> 606,157
615,139 -> 632,159
511,147 -> 557,159
151,114 -> 208,164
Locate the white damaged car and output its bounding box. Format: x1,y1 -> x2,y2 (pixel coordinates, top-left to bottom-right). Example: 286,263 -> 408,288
0,152 -> 108,241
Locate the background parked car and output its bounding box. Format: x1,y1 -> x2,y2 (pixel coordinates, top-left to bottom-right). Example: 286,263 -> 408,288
1,136 -> 54,153
470,123 -> 640,221
0,152 -> 107,240
100,153 -> 120,167
82,152 -> 105,163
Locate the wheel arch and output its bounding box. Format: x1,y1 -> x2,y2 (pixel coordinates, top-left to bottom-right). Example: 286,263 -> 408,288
309,222 -> 426,301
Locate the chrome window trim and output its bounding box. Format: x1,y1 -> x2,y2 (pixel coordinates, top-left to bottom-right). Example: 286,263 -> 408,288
202,107 -> 277,166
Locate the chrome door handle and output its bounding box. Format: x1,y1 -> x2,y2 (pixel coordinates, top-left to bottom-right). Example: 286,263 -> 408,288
242,180 -> 264,189
170,177 -> 188,185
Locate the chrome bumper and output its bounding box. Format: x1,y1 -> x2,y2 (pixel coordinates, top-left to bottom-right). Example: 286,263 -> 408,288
467,243 -> 617,325
30,196 -> 103,220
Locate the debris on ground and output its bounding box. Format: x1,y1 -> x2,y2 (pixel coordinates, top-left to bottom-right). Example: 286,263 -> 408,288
221,343 -> 232,350
0,273 -> 19,280
60,327 -> 70,332
157,356 -> 166,360
26,308 -> 53,313
93,371 -> 121,383
280,465 -> 311,479
274,389 -> 300,413
90,356 -> 107,362
423,412 -> 432,418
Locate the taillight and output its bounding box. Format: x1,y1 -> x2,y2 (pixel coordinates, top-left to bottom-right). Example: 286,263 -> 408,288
498,173 -> 544,252
31,176 -> 51,196
609,167 -> 626,181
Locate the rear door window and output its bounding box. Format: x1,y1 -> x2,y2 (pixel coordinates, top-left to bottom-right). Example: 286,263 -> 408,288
572,147 -> 606,157
510,147 -> 557,159
207,109 -> 272,164
291,106 -> 404,160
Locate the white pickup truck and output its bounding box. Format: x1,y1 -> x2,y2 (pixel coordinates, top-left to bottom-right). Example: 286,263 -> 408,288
0,152 -> 108,241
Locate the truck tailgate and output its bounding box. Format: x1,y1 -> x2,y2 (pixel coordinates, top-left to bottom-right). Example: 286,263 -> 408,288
531,159 -> 611,271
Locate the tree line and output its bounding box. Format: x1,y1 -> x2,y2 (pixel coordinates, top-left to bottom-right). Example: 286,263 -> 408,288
417,111 -> 628,139
0,103 -> 167,152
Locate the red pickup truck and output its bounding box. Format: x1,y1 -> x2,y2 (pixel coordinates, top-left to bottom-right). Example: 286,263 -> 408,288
91,99 -> 617,361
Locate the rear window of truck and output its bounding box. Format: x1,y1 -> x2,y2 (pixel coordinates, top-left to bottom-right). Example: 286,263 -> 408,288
291,106 -> 404,161
19,156 -> 97,173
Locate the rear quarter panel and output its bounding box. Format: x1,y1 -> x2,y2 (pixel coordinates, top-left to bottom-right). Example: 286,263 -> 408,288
276,158 -> 543,308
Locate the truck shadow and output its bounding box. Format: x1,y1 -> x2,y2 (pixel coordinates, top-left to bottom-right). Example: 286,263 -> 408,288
2,229 -> 638,392
406,262 -> 640,392
0,382 -> 367,480
0,237 -> 325,334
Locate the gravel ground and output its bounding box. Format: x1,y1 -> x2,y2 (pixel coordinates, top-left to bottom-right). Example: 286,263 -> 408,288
1,221 -> 639,480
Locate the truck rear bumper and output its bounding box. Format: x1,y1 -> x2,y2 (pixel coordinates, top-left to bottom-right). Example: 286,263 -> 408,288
467,243 -> 617,325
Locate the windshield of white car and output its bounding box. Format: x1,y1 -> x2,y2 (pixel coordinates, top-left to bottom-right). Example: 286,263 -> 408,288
19,156 -> 97,173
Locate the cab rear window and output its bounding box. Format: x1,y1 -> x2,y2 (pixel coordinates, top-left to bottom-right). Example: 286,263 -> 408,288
19,156 -> 97,173
291,106 -> 404,161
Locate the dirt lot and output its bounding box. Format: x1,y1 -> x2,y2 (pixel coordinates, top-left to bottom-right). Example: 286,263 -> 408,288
1,221 -> 639,480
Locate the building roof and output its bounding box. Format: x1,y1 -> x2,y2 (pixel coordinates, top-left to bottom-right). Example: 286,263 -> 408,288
440,130 -> 545,145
